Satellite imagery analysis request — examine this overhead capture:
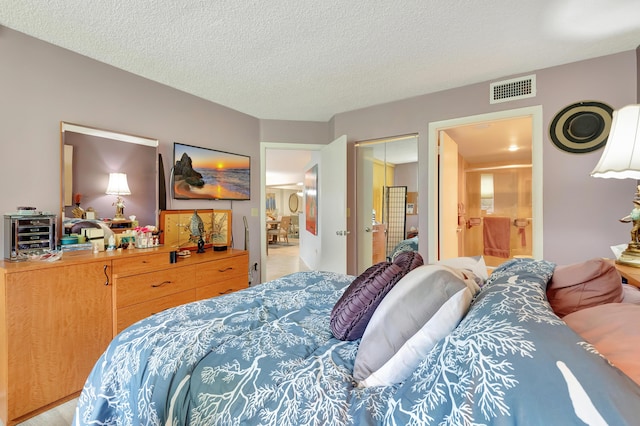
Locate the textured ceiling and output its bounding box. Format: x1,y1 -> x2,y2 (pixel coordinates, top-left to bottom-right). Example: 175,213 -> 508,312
2,1 -> 640,121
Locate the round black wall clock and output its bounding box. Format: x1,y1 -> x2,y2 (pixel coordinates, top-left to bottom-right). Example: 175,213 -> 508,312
549,101 -> 613,153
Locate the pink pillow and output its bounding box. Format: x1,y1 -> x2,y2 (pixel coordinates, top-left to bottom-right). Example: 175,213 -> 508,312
622,284 -> 640,304
563,303 -> 640,386
547,258 -> 623,317
330,262 -> 405,340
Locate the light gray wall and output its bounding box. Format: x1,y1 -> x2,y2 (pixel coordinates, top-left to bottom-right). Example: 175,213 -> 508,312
259,119 -> 331,145
333,50 -> 638,266
0,27 -> 262,267
2,25 -> 638,270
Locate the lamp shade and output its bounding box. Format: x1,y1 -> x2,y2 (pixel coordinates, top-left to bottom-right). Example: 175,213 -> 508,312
591,104 -> 640,179
105,173 -> 131,195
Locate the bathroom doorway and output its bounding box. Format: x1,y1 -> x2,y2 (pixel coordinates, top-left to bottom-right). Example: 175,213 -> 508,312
427,106 -> 543,267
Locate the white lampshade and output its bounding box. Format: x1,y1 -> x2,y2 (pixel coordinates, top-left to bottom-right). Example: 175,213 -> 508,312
591,104 -> 640,179
105,173 -> 131,195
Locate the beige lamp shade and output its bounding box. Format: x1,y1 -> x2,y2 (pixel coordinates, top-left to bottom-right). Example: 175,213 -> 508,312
105,173 -> 131,195
591,104 -> 640,179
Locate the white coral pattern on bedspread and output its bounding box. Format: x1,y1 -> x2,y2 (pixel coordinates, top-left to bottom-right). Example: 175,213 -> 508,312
75,262 -> 640,426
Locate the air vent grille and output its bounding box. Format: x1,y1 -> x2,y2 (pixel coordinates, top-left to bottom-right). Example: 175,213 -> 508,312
490,74 -> 536,104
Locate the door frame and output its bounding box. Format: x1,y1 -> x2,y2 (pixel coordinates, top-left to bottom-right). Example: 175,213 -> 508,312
260,142 -> 325,282
426,105 -> 544,264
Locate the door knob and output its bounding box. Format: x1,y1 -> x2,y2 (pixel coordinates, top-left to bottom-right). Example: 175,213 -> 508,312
365,227 -> 371,232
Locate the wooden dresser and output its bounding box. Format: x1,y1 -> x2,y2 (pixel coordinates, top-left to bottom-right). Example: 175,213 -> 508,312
372,223 -> 386,263
0,247 -> 248,426
613,261 -> 640,289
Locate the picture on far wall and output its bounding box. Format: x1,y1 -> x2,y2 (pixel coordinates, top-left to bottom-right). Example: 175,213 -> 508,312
266,192 -> 276,217
305,164 -> 318,235
173,142 -> 250,200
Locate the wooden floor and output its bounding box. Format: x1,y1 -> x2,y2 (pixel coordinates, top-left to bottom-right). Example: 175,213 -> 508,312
4,398 -> 77,426
8,238 -> 306,426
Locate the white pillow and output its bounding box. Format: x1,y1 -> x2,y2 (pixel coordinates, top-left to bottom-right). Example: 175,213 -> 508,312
353,264 -> 480,387
437,256 -> 488,286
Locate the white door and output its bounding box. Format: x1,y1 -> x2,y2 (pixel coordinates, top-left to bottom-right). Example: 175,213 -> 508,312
317,135 -> 348,273
439,131 -> 459,259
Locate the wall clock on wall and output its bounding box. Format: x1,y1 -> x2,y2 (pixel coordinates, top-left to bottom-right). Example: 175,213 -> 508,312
549,101 -> 613,153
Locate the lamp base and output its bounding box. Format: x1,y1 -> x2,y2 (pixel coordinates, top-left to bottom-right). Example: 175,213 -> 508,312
616,245 -> 640,268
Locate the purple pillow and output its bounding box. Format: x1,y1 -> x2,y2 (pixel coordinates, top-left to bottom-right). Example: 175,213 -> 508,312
393,250 -> 424,274
330,262 -> 405,340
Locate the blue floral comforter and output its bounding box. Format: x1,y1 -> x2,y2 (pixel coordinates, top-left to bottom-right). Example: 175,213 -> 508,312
75,259 -> 640,425
388,236 -> 419,261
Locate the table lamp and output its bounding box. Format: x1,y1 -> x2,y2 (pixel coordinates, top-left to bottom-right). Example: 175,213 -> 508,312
106,172 -> 131,221
591,104 -> 640,266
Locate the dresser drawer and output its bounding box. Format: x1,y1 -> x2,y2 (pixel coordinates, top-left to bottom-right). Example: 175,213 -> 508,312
196,276 -> 247,300
116,289 -> 195,332
114,265 -> 195,308
112,252 -> 171,276
195,254 -> 248,286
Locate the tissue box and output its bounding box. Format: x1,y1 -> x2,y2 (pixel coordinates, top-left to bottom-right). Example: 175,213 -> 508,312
83,228 -> 104,240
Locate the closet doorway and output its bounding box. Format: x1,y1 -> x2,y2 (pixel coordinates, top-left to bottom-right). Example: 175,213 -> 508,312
355,135 -> 418,274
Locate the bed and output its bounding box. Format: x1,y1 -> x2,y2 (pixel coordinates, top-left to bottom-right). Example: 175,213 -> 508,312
74,257 -> 640,425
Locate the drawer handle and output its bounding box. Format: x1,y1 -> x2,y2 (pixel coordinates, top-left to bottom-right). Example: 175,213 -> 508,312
142,260 -> 150,264
219,288 -> 234,295
103,264 -> 110,286
218,267 -> 233,273
151,280 -> 173,288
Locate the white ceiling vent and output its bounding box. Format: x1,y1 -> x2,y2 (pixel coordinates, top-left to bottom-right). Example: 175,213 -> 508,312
490,74 -> 536,104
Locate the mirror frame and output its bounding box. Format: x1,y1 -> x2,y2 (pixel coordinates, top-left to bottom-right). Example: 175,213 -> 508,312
60,122 -> 159,237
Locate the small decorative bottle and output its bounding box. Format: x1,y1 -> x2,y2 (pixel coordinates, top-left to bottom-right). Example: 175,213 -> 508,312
72,193 -> 85,218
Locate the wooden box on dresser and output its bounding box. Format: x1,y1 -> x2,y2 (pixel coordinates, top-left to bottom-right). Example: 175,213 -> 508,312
0,246 -> 248,426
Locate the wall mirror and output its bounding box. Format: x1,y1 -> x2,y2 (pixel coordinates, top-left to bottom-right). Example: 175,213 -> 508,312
60,122 -> 159,231
355,134 -> 418,273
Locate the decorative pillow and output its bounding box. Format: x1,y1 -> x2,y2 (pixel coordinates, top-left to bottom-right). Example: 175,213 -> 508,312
392,250 -> 424,274
330,262 -> 405,341
436,255 -> 489,286
547,258 -> 623,317
353,264 -> 481,387
563,303 -> 640,386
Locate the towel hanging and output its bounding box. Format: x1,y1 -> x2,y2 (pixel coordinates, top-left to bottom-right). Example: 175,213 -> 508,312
514,218 -> 529,246
483,216 -> 511,258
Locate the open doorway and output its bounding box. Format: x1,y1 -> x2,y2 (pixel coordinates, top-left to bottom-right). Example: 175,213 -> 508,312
427,106 -> 543,266
263,147 -> 313,281
260,137 -> 349,281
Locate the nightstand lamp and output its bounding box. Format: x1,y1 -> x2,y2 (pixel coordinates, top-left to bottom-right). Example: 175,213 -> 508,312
591,104 -> 640,267
106,172 -> 131,221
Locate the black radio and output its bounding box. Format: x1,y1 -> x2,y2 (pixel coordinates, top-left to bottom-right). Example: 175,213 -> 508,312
4,213 -> 57,261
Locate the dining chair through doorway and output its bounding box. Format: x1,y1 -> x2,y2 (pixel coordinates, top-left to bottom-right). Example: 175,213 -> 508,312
268,215 -> 291,245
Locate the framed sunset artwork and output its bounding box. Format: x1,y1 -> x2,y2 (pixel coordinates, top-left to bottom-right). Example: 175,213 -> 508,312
305,164 -> 318,235
173,142 -> 250,200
